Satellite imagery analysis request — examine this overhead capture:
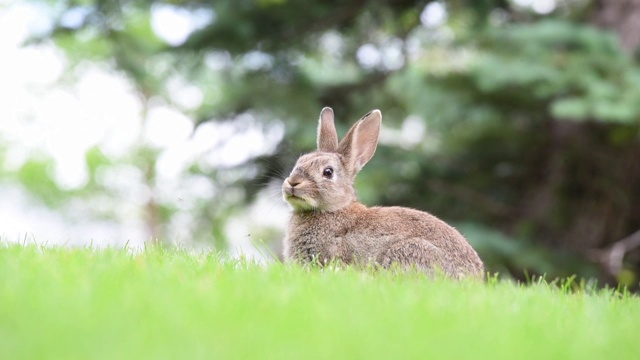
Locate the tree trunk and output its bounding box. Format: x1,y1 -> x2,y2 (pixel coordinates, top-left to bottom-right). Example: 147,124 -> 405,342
591,0 -> 640,53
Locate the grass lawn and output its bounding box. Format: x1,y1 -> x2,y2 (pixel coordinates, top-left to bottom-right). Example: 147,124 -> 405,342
0,244 -> 638,360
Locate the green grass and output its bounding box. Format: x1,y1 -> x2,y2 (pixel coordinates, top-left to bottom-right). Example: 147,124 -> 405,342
1,244 -> 638,360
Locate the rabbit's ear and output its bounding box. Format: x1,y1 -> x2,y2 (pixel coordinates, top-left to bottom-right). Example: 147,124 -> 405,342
338,110 -> 381,174
317,107 -> 339,152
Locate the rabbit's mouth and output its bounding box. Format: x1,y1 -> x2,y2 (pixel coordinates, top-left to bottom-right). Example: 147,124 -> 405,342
283,186 -> 306,202
284,193 -> 318,212
284,193 -> 306,204
283,193 -> 299,201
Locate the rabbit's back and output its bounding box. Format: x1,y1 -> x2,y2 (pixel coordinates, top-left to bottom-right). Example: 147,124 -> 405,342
369,206 -> 484,277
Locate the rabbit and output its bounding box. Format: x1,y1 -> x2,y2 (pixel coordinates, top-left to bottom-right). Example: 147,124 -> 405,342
282,107 -> 484,279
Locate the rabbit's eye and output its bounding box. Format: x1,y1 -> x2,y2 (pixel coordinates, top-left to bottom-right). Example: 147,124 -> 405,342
322,167 -> 334,179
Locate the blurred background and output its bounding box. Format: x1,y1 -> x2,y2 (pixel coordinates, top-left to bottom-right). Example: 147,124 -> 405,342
1,0 -> 639,287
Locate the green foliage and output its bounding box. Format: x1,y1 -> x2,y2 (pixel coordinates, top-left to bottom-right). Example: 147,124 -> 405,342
1,245 -> 639,360
473,20 -> 640,123
458,222 -> 599,279
16,157 -> 67,208
12,0 -> 640,284
378,15 -> 640,283
84,145 -> 112,188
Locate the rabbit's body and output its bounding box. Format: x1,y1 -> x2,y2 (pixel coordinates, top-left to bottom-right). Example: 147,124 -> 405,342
285,202 -> 483,277
282,108 -> 484,278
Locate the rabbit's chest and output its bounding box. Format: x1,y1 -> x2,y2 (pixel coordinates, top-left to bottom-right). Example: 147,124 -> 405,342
289,225 -> 354,264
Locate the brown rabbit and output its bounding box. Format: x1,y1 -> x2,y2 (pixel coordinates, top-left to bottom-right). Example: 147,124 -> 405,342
282,107 -> 484,278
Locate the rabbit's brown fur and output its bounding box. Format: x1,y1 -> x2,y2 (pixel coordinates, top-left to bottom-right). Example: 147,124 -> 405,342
282,108 -> 484,278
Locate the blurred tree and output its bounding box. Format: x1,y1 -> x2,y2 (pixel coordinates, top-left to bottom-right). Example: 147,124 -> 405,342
18,0 -> 640,286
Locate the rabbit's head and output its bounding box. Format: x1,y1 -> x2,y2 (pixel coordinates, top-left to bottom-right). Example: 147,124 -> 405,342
282,107 -> 381,213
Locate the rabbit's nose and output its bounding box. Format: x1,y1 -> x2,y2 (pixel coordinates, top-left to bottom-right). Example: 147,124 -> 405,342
287,178 -> 301,188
